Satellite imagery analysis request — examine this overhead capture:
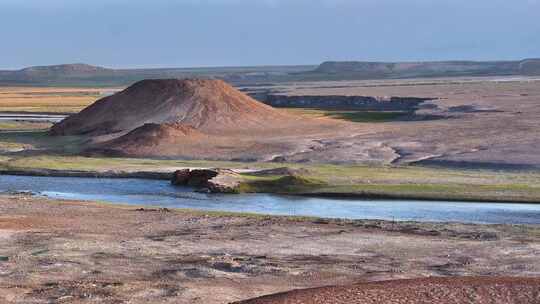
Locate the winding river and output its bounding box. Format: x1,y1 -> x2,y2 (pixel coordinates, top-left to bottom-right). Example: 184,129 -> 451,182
1,175 -> 540,224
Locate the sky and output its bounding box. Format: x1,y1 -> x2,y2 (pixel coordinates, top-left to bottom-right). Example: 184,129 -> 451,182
1,0 -> 539,69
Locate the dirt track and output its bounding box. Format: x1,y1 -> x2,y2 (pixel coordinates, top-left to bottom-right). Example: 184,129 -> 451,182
1,194 -> 540,303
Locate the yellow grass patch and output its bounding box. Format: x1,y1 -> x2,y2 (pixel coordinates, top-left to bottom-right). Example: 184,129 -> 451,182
0,86 -> 122,113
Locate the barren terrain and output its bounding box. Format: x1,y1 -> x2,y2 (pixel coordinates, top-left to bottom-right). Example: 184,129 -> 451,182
46,79 -> 348,161
0,195 -> 539,303
2,77 -> 540,169
244,77 -> 540,168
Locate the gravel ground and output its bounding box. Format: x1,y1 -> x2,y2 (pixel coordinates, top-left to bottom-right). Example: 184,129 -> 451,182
0,194 -> 539,303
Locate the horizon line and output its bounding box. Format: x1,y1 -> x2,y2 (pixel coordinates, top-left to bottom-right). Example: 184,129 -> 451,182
1,57 -> 539,71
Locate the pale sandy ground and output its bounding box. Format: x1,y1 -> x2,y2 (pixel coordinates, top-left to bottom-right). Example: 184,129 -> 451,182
1,194 -> 539,303
251,77 -> 540,168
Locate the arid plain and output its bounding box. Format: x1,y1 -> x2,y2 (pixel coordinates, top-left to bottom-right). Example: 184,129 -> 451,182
1,195 -> 540,303
3,76 -> 540,168
1,76 -> 540,303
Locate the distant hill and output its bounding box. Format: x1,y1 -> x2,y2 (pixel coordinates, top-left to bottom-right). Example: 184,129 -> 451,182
0,63 -> 315,86
310,59 -> 540,79
0,64 -> 115,85
1,59 -> 539,86
520,59 -> 540,75
18,63 -> 110,76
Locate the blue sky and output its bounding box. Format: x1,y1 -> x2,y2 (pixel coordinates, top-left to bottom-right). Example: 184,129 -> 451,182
1,0 -> 539,69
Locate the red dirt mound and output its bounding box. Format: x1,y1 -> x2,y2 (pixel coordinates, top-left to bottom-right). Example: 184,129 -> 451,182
111,122 -> 204,144
87,119 -> 299,159
50,78 -> 295,136
234,277 -> 540,304
87,122 -> 211,157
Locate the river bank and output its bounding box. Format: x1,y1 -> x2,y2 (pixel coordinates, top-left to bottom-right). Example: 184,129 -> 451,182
0,194 -> 539,303
2,158 -> 540,203
0,168 -> 172,180
4,174 -> 540,224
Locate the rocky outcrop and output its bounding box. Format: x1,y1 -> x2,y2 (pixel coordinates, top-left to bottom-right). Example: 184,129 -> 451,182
251,92 -> 433,111
172,169 -> 242,193
171,169 -> 195,185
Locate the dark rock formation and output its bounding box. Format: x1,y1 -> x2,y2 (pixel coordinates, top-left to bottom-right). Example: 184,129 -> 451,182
253,93 -> 433,111
172,169 -> 241,193
171,169 -> 191,185
187,170 -> 220,187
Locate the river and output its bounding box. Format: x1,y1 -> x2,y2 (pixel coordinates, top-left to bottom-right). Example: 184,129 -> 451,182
1,175 -> 539,224
0,113 -> 67,123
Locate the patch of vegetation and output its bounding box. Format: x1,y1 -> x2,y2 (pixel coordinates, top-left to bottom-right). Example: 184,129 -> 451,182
0,106 -> 87,114
0,121 -> 52,130
324,111 -> 406,122
238,174 -> 327,193
0,155 -> 271,172
235,168 -> 540,202
0,87 -> 104,113
0,256 -> 8,262
285,108 -> 407,123
0,131 -> 85,154
307,183 -> 540,203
